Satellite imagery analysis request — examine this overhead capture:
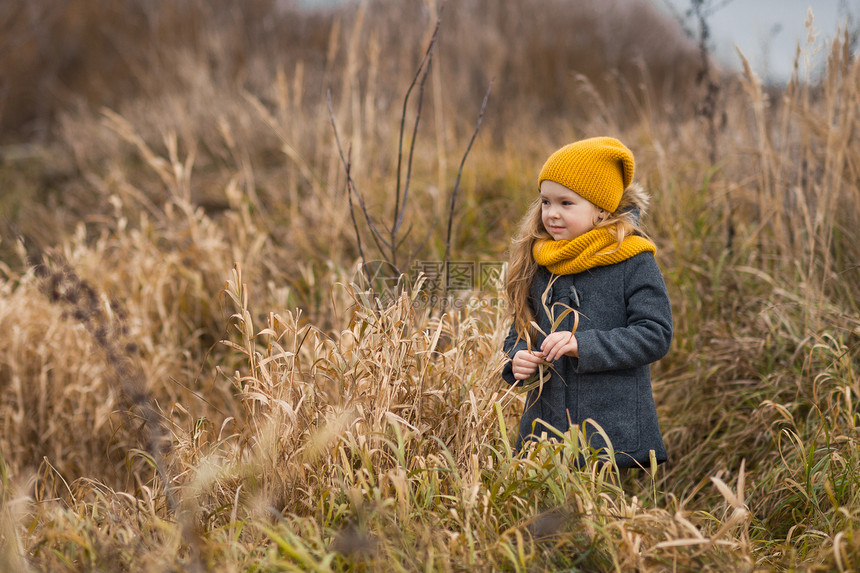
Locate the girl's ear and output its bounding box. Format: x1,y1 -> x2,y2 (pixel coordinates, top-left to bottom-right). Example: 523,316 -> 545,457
596,209 -> 608,223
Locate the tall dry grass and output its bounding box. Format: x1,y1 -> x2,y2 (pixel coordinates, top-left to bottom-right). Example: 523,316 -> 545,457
1,0 -> 859,571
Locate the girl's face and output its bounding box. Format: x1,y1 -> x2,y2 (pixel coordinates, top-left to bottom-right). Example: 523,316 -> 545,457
539,180 -> 604,241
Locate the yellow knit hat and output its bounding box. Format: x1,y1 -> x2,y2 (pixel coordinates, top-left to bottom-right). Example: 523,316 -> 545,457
538,137 -> 635,213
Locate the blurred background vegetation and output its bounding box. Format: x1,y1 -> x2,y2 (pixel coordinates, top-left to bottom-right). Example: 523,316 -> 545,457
1,0 -> 859,570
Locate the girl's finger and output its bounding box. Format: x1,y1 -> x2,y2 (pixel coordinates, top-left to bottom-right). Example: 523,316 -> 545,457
539,338 -> 552,353
526,352 -> 544,364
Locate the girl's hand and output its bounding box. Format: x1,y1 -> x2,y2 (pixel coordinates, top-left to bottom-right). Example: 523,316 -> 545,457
512,349 -> 545,380
540,331 -> 579,362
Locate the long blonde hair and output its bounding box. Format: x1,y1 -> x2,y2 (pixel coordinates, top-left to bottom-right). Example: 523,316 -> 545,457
505,183 -> 651,342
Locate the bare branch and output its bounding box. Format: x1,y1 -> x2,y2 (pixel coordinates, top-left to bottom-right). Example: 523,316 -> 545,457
407,213 -> 440,267
345,153 -> 371,285
392,7 -> 444,261
327,90 -> 392,254
444,79 -> 493,271
326,93 -> 384,305
394,53 -> 433,243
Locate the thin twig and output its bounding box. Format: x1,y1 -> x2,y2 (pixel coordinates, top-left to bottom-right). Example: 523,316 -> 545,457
443,79 -> 493,295
407,213 -> 440,267
168,376 -> 229,418
327,90 -> 392,257
346,151 -> 379,304
327,92 -> 386,309
392,8 -> 444,262
395,53 -> 434,240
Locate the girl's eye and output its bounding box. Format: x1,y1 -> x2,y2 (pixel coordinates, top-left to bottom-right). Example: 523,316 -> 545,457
562,201 -> 572,206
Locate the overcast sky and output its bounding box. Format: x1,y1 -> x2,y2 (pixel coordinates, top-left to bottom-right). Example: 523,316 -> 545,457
656,0 -> 858,83
295,0 -> 858,84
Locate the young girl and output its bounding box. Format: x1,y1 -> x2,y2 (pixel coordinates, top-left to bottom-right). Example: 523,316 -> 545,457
502,136 -> 672,468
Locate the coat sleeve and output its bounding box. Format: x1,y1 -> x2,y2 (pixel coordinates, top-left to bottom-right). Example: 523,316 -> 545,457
575,253 -> 673,373
501,322 -> 531,386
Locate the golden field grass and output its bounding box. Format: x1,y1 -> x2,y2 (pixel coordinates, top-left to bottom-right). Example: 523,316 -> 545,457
1,0 -> 859,570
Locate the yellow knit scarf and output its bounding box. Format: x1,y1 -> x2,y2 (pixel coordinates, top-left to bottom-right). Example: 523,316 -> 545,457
532,227 -> 656,275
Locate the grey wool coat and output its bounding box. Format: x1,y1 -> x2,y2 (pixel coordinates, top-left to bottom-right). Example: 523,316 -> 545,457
502,252 -> 673,468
